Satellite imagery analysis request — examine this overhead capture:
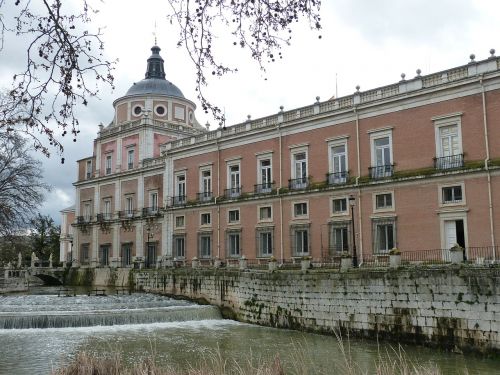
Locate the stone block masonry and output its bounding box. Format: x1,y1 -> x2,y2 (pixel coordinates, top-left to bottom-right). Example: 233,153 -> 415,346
134,265 -> 500,354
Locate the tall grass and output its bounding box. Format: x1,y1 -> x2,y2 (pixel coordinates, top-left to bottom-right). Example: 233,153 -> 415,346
52,342 -> 443,375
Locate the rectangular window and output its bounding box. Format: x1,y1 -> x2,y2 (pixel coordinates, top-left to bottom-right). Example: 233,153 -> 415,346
121,243 -> 132,267
329,143 -> 347,184
370,130 -> 393,178
228,209 -> 240,223
292,226 -> 309,256
258,230 -> 273,257
200,169 -> 212,201
290,151 -> 308,189
175,215 -> 185,228
199,234 -> 212,258
201,213 -> 211,226
375,193 -> 393,210
259,206 -> 272,221
125,196 -> 134,217
105,154 -> 112,175
173,235 -> 186,258
332,198 -> 347,214
98,245 -> 110,266
257,158 -> 272,193
145,243 -> 156,268
175,174 -> 186,205
103,199 -> 112,220
86,160 -> 92,179
83,202 -> 92,222
227,164 -> 241,198
373,219 -> 396,253
150,191 -> 158,212
434,116 -> 463,169
329,222 -> 349,254
127,149 -> 135,170
442,185 -> 463,204
80,243 -> 90,265
293,202 -> 308,217
227,231 -> 241,257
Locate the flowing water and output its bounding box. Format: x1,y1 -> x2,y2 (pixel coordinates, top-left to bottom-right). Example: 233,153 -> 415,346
0,287 -> 498,374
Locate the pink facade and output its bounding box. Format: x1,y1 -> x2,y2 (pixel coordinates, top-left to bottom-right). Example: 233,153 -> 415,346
66,46 -> 500,269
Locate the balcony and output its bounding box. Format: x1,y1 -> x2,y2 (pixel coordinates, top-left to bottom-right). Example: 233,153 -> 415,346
197,191 -> 213,202
119,210 -> 135,219
434,154 -> 464,170
288,177 -> 309,190
76,216 -> 91,224
224,186 -> 242,199
254,182 -> 274,195
369,164 -> 394,179
142,207 -> 160,217
96,213 -> 113,222
172,195 -> 187,206
326,171 -> 348,185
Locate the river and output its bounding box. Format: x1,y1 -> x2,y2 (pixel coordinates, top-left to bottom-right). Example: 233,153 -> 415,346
0,287 -> 497,374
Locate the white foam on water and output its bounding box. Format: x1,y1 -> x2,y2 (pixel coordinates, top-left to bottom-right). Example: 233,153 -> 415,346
0,318 -> 243,335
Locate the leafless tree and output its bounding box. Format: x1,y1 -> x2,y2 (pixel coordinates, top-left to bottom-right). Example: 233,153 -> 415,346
166,0 -> 322,124
0,132 -> 49,236
0,0 -> 114,158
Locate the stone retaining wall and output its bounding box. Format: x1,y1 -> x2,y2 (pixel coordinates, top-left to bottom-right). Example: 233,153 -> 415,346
134,265 -> 500,354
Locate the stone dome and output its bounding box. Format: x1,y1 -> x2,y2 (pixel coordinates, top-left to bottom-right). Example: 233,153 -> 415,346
126,78 -> 185,98
124,45 -> 185,98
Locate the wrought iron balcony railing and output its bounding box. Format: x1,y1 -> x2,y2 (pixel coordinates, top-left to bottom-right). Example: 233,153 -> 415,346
326,171 -> 348,185
172,195 -> 187,206
119,210 -> 135,219
142,207 -> 160,217
288,177 -> 309,190
224,186 -> 242,199
254,182 -> 274,194
197,191 -> 213,202
369,164 -> 394,179
77,216 -> 91,224
96,213 -> 113,222
433,154 -> 464,170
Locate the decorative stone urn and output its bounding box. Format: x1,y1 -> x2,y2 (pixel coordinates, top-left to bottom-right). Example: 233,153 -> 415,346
268,257 -> 277,271
389,248 -> 401,268
213,257 -> 222,268
239,255 -> 248,270
450,244 -> 465,264
340,253 -> 353,271
191,257 -> 200,269
301,256 -> 311,271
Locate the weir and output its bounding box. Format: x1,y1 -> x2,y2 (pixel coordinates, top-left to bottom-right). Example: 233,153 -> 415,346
0,293 -> 221,329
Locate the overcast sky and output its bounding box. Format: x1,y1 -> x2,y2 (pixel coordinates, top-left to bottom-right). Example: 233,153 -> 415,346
1,0 -> 500,224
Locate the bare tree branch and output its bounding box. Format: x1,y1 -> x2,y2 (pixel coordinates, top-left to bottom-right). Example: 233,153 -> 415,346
0,0 -> 115,158
166,0 -> 322,124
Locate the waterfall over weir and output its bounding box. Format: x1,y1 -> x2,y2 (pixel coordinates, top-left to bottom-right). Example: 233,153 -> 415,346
0,292 -> 221,329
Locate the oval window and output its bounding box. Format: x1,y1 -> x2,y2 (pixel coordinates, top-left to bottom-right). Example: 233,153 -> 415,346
155,105 -> 166,116
133,106 -> 142,116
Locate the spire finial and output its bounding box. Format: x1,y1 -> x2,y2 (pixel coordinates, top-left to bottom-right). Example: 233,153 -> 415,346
153,21 -> 158,45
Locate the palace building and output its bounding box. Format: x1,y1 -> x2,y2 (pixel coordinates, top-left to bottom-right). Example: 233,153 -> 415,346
60,47 -> 500,268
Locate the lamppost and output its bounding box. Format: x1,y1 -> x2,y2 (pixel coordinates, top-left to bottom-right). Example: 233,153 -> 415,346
349,195 -> 358,267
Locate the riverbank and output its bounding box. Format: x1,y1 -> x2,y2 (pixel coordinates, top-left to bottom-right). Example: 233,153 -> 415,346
130,265 -> 500,355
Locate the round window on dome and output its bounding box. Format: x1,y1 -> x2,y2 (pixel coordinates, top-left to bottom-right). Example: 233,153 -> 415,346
133,106 -> 143,116
155,105 -> 167,117
188,111 -> 194,123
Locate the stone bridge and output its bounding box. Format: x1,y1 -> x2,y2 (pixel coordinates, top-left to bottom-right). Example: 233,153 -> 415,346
26,267 -> 65,285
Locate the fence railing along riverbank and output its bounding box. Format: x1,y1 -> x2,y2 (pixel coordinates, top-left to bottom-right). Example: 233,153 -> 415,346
152,245 -> 500,271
